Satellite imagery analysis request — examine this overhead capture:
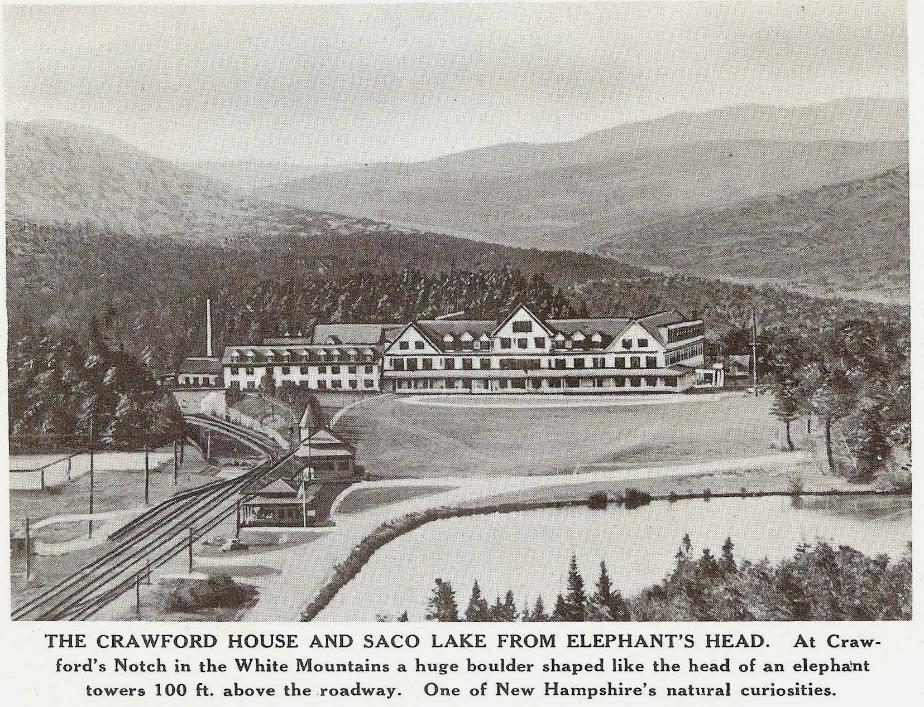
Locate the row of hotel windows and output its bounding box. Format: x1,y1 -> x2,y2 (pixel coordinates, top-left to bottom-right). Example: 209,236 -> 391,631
229,353 -> 376,364
177,375 -> 219,386
388,355 -> 663,371
229,365 -> 376,375
232,379 -> 377,391
667,323 -> 704,343
394,376 -> 679,390
664,342 -> 704,366
397,336 -> 657,352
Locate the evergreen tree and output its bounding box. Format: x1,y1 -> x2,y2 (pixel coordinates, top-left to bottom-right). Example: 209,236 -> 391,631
520,600 -> 532,622
589,562 -> 631,621
465,581 -> 492,622
720,538 -> 737,575
493,590 -> 518,621
551,594 -> 568,621
530,596 -> 549,622
560,555 -> 587,621
425,579 -> 459,622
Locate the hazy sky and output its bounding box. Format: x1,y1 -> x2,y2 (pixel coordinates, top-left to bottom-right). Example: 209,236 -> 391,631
4,1 -> 907,164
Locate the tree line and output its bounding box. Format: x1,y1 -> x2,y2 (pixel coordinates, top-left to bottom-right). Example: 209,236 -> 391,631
767,320 -> 909,481
396,536 -> 911,622
6,218 -> 910,460
8,316 -> 183,450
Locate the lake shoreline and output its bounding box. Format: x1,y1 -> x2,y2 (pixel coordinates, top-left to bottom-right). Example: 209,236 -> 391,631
303,488 -> 911,621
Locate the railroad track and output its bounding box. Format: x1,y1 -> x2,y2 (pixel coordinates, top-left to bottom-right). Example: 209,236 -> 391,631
12,416 -> 288,621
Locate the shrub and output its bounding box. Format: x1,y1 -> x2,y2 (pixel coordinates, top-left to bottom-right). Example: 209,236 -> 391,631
587,492 -> 608,510
155,574 -> 257,613
623,488 -> 652,510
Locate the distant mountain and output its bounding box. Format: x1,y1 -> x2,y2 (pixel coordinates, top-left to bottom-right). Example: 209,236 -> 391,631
183,159 -> 361,191
596,165 -> 910,303
5,120 -> 270,239
4,121 -> 395,243
261,98 -> 907,251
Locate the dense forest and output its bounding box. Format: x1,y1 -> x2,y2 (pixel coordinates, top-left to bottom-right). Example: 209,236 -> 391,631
6,218 -> 910,464
7,317 -> 183,449
7,218 -> 907,369
400,537 -> 912,622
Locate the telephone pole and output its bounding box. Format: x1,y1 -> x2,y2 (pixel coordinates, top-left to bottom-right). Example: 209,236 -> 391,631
24,517 -> 31,582
88,417 -> 95,538
750,309 -> 759,397
144,445 -> 150,506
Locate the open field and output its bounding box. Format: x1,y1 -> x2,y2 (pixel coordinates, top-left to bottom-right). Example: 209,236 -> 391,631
336,392 -> 790,479
10,449 -> 176,490
336,484 -> 457,514
10,447 -> 214,537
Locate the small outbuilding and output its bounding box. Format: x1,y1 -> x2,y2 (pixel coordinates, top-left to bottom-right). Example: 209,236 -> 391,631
295,428 -> 358,481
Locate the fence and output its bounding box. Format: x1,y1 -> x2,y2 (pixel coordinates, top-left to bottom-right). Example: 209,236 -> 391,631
9,451 -> 175,491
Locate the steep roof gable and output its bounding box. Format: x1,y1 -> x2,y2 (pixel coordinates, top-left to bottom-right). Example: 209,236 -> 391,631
491,304 -> 553,336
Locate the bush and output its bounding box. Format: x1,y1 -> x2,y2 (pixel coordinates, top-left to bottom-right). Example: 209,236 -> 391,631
587,492 -> 608,510
623,488 -> 652,510
155,574 -> 257,613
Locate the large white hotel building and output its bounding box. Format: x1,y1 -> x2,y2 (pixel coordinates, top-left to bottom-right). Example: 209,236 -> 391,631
215,305 -> 707,394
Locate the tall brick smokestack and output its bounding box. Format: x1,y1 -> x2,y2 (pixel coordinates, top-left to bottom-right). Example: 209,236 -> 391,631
206,298 -> 213,358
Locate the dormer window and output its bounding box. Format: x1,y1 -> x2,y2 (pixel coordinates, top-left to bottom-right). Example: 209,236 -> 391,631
591,332 -> 603,344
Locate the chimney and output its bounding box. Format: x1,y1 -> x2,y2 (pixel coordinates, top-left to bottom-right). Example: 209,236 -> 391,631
206,298 -> 213,358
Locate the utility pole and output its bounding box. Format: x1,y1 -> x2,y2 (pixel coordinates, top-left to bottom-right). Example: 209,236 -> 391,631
135,573 -> 141,618
88,417 -> 95,538
235,498 -> 241,538
144,445 -> 150,506
750,309 -> 759,397
173,440 -> 179,485
301,436 -> 310,528
188,527 -> 194,573
24,517 -> 30,582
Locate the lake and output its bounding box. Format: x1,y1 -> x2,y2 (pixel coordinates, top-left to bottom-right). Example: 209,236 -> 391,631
318,495 -> 912,621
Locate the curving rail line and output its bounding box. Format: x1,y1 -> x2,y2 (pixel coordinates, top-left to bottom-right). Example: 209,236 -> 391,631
12,416 -> 287,621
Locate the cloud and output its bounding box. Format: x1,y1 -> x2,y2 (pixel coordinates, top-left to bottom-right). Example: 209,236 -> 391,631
4,2 -> 907,163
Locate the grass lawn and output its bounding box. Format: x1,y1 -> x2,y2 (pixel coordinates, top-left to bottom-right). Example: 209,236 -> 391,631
10,446 -> 217,609
335,485 -> 457,514
461,458 -> 867,507
10,465 -> 216,536
336,392 -> 791,479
